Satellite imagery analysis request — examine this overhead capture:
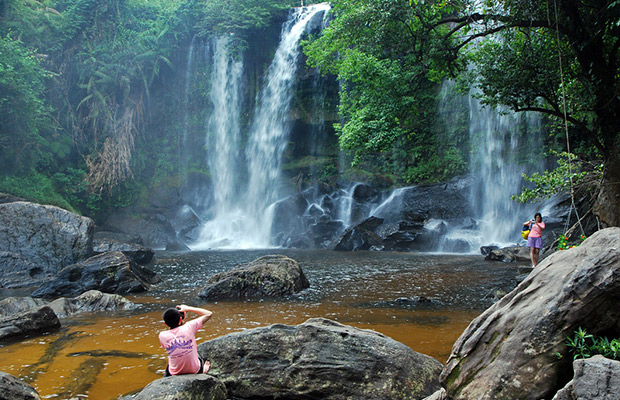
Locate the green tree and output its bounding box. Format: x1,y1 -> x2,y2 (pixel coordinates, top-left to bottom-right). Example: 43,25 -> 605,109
0,34 -> 52,173
303,0 -> 468,184
432,0 -> 620,226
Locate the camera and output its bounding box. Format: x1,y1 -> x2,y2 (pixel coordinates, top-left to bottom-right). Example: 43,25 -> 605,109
176,306 -> 186,319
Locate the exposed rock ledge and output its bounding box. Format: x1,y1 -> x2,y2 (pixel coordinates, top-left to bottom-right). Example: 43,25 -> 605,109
440,227 -> 620,399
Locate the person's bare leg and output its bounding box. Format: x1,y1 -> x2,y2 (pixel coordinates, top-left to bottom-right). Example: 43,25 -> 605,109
530,247 -> 536,267
203,360 -> 211,374
532,248 -> 540,267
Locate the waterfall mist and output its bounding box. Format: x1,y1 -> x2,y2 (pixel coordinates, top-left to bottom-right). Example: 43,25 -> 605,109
193,3 -> 331,249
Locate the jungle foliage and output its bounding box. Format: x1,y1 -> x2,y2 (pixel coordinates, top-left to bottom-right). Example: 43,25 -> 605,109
0,0 -> 289,215
1,0 -> 619,221
303,0 -> 620,208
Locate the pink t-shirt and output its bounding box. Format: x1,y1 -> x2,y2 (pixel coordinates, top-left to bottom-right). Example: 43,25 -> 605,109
529,221 -> 545,238
159,317 -> 203,375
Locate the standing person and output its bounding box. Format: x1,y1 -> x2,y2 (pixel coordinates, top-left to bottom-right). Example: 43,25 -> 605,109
159,304 -> 213,376
523,213 -> 546,268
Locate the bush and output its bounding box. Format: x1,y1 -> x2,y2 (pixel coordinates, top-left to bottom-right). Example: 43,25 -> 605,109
563,328 -> 620,361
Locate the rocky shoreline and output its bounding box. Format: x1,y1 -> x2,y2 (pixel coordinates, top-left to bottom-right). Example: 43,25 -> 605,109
1,200 -> 618,399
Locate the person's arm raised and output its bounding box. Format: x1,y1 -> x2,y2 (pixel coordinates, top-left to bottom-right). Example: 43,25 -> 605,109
177,304 -> 213,324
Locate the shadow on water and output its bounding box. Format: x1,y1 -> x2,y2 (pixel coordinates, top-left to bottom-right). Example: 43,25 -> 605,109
0,249 -> 526,399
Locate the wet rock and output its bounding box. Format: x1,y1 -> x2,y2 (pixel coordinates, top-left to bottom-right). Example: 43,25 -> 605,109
92,238 -> 154,264
0,290 -> 135,319
103,210 -> 177,249
309,219 -> 345,248
372,178 -> 471,224
0,201 -> 94,276
198,318 -> 443,400
271,194 -> 309,246
329,216 -> 384,251
0,306 -> 60,341
198,255 -> 309,300
131,374 -> 227,400
0,371 -> 42,399
552,355 -> 620,400
480,245 -> 500,256
31,251 -> 160,299
441,227 -> 620,400
48,290 -> 136,318
484,245 -> 530,263
423,388 -> 448,400
0,251 -> 48,289
165,240 -> 191,251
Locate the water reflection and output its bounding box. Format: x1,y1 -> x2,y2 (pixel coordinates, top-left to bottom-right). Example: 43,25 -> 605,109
0,250 -> 524,399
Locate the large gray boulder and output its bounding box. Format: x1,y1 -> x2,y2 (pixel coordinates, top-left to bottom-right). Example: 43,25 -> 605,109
131,374 -> 227,400
0,371 -> 42,400
0,251 -> 47,289
552,355 -> 620,400
198,255 -> 309,300
31,251 -> 160,299
0,305 -> 60,341
0,201 -> 94,277
441,227 -> 620,400
198,318 -> 443,400
92,238 -> 154,264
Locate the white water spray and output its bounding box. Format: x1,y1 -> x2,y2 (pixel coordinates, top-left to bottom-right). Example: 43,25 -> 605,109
193,4 -> 331,249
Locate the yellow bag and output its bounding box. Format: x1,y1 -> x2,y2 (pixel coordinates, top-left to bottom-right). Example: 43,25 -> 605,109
521,225 -> 530,240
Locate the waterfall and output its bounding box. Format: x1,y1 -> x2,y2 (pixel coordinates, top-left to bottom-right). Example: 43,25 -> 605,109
193,3 -> 331,249
207,36 -> 243,217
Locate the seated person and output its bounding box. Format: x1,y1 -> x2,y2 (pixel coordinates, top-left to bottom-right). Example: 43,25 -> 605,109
159,304 -> 213,376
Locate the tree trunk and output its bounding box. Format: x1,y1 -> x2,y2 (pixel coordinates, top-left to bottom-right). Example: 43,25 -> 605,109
594,151 -> 620,228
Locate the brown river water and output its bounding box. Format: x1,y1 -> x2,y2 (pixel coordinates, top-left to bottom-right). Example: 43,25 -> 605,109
0,249 -> 527,399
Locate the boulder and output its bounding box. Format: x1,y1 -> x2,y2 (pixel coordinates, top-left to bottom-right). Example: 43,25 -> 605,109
552,355 -> 620,400
0,290 -> 135,319
165,239 -> 192,251
131,374 -> 227,400
198,255 -> 309,300
441,227 -> 620,400
329,216 -> 384,251
372,178 -> 472,224
0,297 -> 46,318
48,290 -> 136,318
198,318 -> 443,400
103,210 -> 177,249
31,251 -> 160,299
92,238 -> 154,264
0,305 -> 60,341
0,251 -> 47,289
0,201 -> 94,274
0,371 -> 42,399
484,245 -> 531,263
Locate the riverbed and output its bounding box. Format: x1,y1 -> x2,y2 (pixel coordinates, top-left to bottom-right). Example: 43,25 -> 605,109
0,249 -> 526,399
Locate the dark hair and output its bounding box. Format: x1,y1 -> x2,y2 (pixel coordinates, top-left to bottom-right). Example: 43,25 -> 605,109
163,308 -> 182,328
534,212 -> 542,220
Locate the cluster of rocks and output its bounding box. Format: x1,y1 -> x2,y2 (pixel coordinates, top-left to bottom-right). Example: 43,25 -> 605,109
0,201 -> 160,342
124,227 -> 618,399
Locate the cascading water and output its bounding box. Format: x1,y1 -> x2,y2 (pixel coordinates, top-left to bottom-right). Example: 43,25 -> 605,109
193,3 -> 331,249
439,84 -> 544,251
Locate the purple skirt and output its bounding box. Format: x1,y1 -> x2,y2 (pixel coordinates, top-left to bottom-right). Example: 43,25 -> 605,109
527,236 -> 543,249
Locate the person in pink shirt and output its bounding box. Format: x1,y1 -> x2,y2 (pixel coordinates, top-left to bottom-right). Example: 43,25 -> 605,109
523,212 -> 546,268
159,304 -> 213,376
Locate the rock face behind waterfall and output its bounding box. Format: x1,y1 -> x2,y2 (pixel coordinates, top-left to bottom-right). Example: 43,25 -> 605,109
31,251 -> 160,298
199,255 -> 309,300
441,227 -> 620,400
0,201 -> 94,285
198,318 -> 443,400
